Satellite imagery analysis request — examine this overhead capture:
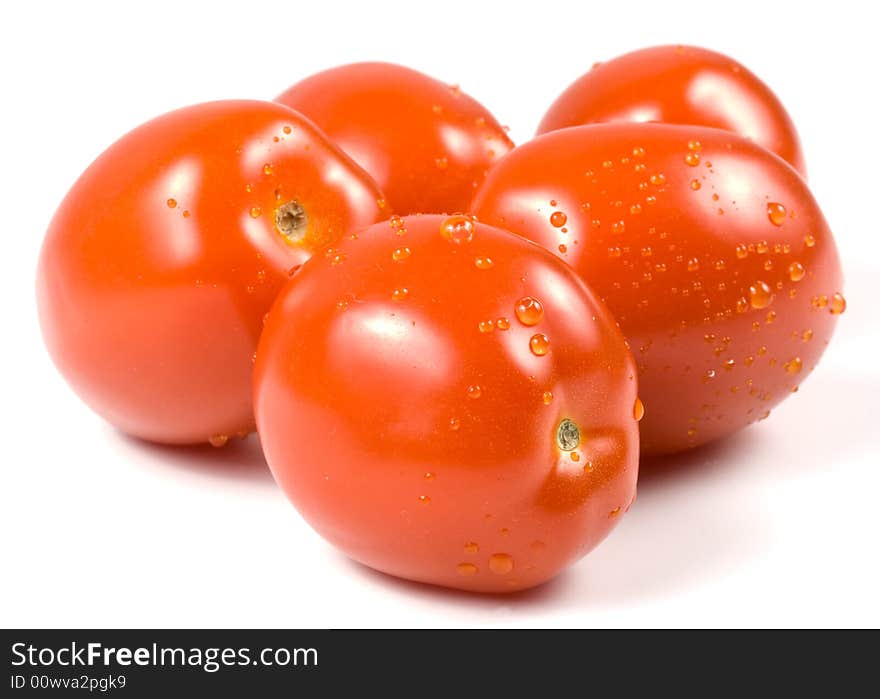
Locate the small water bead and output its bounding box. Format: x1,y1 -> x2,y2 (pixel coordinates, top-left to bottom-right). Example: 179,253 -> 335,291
611,220 -> 625,234
182,210 -> 191,218
830,292 -> 846,314
550,211 -> 567,227
392,246 -> 411,262
649,173 -> 666,186
690,179 -> 702,190
449,417 -> 461,431
249,206 -> 262,218
749,281 -> 774,309
391,287 -> 409,301
464,542 -> 479,554
685,152 -> 701,166
602,159 -> 614,169
529,333 -> 550,356
389,214 -> 404,229
542,391 -> 554,405
805,234 -> 816,247
475,256 -> 494,270
488,553 -> 514,575
329,252 -> 346,266
766,202 -> 786,226
435,156 -> 449,169
263,163 -> 274,175
208,434 -> 229,448
811,295 -> 828,309
456,563 -> 478,576
789,262 -> 805,281
756,241 -> 769,254
495,317 -> 511,331
784,357 -> 803,374
424,472 -> 434,480
569,451 -> 580,463
419,495 -> 431,504
608,247 -> 622,258
478,320 -> 495,333
467,385 -> 482,399
608,507 -> 622,518
763,259 -> 774,271
440,214 -> 475,244
687,258 -> 700,272
633,397 -> 645,421
802,329 -> 814,342
632,146 -> 646,158
514,296 -> 544,326
630,203 -> 643,215
283,125 -> 292,134
166,198 -> 177,208
558,244 -> 567,253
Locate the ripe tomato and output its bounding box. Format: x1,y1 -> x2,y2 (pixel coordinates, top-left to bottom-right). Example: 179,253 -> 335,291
254,214 -> 639,592
538,45 -> 806,176
275,62 -> 514,216
37,100 -> 385,445
471,123 -> 844,454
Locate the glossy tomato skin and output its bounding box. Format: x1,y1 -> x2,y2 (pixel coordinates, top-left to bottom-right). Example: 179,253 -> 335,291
254,215 -> 639,592
275,62 -> 513,216
37,100 -> 385,445
472,124 -> 844,454
538,45 -> 806,176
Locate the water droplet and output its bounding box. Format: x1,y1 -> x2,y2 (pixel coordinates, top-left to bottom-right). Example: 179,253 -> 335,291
475,256 -> 494,270
449,417 -> 460,431
829,292 -> 846,314
802,329 -> 813,341
424,472 -> 434,480
208,434 -> 228,448
249,206 -> 262,218
688,140 -> 702,151
685,152 -> 701,166
392,246 -> 411,262
611,220 -> 625,234
514,296 -> 544,326
784,357 -> 803,374
749,281 -> 774,309
182,210 -> 191,218
464,542 -> 479,553
282,125 -> 292,134
633,398 -> 645,421
608,247 -> 621,258
690,179 -> 702,190
569,451 -> 580,462
767,202 -> 786,226
391,287 -> 409,301
456,563 -> 478,576
542,391 -> 553,405
632,146 -> 646,158
166,198 -> 177,208
558,243 -> 567,253
440,214 -> 475,244
602,159 -> 614,169
529,333 -> 550,356
435,156 -> 449,169
478,320 -> 495,333
788,262 -> 805,282
418,495 -> 431,504
649,173 -> 666,186
687,258 -> 700,272
556,418 -> 580,451
467,385 -> 482,399
389,214 -> 404,229
488,553 -> 514,575
756,241 -> 769,254
805,234 -> 816,247
550,211 -> 567,227
495,317 -> 510,331
608,507 -> 622,518
263,163 -> 274,175
377,198 -> 387,210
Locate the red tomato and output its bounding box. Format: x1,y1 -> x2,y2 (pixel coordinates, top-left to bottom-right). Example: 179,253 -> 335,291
471,123 -> 844,454
254,214 -> 639,592
275,62 -> 513,216
538,45 -> 806,176
37,100 -> 385,445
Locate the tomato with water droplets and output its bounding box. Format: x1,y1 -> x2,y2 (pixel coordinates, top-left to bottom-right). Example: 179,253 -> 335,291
254,214 -> 639,592
276,62 -> 513,216
537,45 -> 806,175
37,100 -> 385,445
471,123 -> 844,454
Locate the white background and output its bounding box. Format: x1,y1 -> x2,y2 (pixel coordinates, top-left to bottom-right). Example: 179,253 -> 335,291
1,0 -> 878,628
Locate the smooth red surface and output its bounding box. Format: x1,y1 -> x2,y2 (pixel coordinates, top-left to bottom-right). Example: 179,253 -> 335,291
472,123 -> 844,454
276,62 -> 513,215
538,45 -> 806,175
254,215 -> 639,592
37,100 -> 385,445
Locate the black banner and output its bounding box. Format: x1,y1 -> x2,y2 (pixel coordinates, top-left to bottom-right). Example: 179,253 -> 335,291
1,629 -> 873,695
